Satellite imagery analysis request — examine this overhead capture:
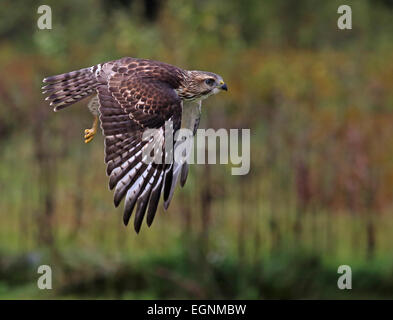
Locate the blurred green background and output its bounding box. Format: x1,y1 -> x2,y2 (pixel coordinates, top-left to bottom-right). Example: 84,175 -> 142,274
0,0 -> 393,299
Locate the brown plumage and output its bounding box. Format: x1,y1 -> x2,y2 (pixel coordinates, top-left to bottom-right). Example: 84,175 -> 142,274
42,57 -> 227,233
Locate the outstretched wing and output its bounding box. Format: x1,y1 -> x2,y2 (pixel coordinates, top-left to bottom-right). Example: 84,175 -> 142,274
164,101 -> 202,209
98,58 -> 184,233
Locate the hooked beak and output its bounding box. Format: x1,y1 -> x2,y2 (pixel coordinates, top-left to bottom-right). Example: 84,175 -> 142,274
219,81 -> 228,91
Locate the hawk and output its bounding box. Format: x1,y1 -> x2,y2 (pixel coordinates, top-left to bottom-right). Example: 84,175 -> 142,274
42,57 -> 227,233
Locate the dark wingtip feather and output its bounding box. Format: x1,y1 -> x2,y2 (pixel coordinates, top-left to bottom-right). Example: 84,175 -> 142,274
146,215 -> 155,227
114,196 -> 122,208
180,163 -> 189,187
164,165 -> 181,210
123,202 -> 135,226
123,210 -> 131,226
163,166 -> 173,202
123,188 -> 140,224
109,176 -> 117,190
53,104 -> 69,111
134,198 -> 148,233
146,173 -> 164,227
134,170 -> 160,231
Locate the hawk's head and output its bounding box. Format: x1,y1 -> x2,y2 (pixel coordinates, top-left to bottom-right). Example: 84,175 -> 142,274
179,70 -> 228,101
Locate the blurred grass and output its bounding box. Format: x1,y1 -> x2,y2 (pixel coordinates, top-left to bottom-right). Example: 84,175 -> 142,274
1,0 -> 393,299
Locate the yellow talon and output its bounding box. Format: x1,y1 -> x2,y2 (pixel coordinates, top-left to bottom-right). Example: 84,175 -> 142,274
84,115 -> 98,144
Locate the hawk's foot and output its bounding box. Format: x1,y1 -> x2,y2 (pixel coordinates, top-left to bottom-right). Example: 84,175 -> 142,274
84,115 -> 98,144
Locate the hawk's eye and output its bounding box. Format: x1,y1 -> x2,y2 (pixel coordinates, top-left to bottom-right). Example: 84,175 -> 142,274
205,78 -> 215,86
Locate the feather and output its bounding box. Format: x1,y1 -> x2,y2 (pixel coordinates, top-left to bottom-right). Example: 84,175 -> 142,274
123,164 -> 155,227
180,162 -> 189,187
42,66 -> 99,110
109,148 -> 143,190
133,168 -> 160,232
146,170 -> 164,227
163,165 -> 173,206
113,162 -> 145,207
163,162 -> 182,209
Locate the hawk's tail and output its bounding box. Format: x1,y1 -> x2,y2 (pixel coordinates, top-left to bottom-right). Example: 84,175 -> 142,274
42,66 -> 100,111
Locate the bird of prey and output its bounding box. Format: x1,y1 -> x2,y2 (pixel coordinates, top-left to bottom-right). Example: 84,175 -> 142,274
42,57 -> 227,233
